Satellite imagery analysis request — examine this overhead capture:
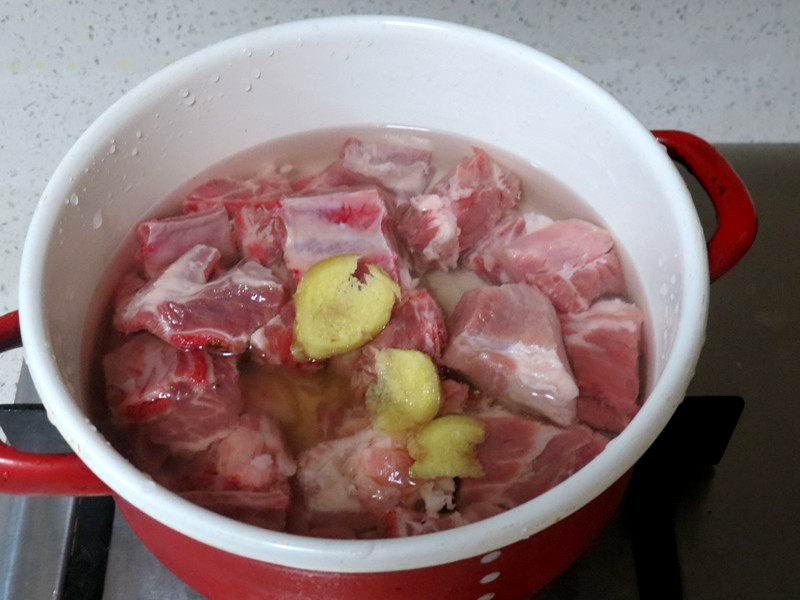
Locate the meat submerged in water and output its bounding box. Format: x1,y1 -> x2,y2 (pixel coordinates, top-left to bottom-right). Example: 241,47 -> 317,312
397,147 -> 521,271
99,134 -> 645,539
467,213 -> 626,312
560,298 -> 645,432
292,428 -> 454,538
233,205 -> 290,284
295,137 -> 433,197
386,406 -> 608,537
114,244 -> 287,353
183,174 -> 292,215
278,188 -> 410,286
442,283 -> 579,426
137,205 -> 238,279
103,334 -> 242,453
457,407 -> 608,509
172,413 -> 296,530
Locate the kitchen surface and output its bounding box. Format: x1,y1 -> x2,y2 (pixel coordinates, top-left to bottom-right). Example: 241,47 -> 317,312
1,1 -> 798,599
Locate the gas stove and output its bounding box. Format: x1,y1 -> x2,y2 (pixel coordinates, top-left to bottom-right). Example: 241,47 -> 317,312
1,144 -> 797,599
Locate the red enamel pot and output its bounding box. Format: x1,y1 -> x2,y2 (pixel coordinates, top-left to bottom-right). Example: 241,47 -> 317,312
0,17 -> 755,600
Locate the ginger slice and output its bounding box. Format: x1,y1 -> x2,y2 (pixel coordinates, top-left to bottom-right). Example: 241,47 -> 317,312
409,415 -> 485,479
293,255 -> 400,359
366,349 -> 441,433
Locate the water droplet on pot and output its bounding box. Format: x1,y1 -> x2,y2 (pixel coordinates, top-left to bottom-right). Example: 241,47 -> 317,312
135,130 -> 142,139
131,147 -> 139,156
180,88 -> 190,98
268,49 -> 275,57
252,68 -> 261,79
69,193 -> 79,206
92,209 -> 103,229
109,143 -> 116,154
211,73 -> 220,83
244,82 -> 252,92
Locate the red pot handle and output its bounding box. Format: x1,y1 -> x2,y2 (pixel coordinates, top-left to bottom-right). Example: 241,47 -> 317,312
0,310 -> 111,496
652,130 -> 757,281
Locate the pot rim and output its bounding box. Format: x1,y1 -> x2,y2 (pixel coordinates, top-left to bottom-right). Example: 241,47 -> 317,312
18,15 -> 708,573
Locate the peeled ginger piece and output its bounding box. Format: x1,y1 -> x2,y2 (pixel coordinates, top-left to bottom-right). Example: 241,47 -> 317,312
366,349 -> 441,433
409,415 -> 485,479
293,255 -> 400,359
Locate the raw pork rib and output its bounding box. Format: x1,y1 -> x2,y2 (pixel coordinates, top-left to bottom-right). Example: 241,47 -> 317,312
467,214 -> 626,313
103,334 -> 242,453
397,147 -> 521,271
366,288 -> 447,358
296,137 -> 432,197
279,188 -> 408,285
457,407 -> 608,509
395,194 -> 460,271
233,205 -> 290,283
442,283 -> 579,426
177,413 -> 296,530
292,428 -> 454,538
138,206 -> 238,278
561,299 -> 644,432
115,244 -> 287,353
183,175 -> 292,215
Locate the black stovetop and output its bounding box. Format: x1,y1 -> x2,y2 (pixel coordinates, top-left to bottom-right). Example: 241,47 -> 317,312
1,144 -> 797,600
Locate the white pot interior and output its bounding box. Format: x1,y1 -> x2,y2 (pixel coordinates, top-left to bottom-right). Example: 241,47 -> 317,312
19,16 -> 708,572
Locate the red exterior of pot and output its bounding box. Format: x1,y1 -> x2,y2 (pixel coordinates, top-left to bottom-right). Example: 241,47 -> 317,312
117,473 -> 629,600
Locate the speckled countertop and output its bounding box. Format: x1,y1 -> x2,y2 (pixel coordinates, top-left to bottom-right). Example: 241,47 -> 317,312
0,0 -> 797,403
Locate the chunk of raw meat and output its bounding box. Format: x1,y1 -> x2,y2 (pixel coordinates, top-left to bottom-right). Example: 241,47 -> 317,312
138,206 -> 238,278
467,214 -> 626,313
396,148 -> 521,271
279,188 -> 408,285
442,283 -> 579,425
292,428 -> 454,538
457,408 -> 608,510
233,205 -> 290,283
183,174 -> 292,214
465,212 -> 554,281
395,194 -> 460,271
250,301 -> 322,371
103,334 -> 242,453
277,188 -> 402,280
114,245 -> 287,353
202,413 -> 296,489
369,288 -> 447,358
174,413 -> 296,530
560,299 -> 644,432
296,137 -> 432,197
